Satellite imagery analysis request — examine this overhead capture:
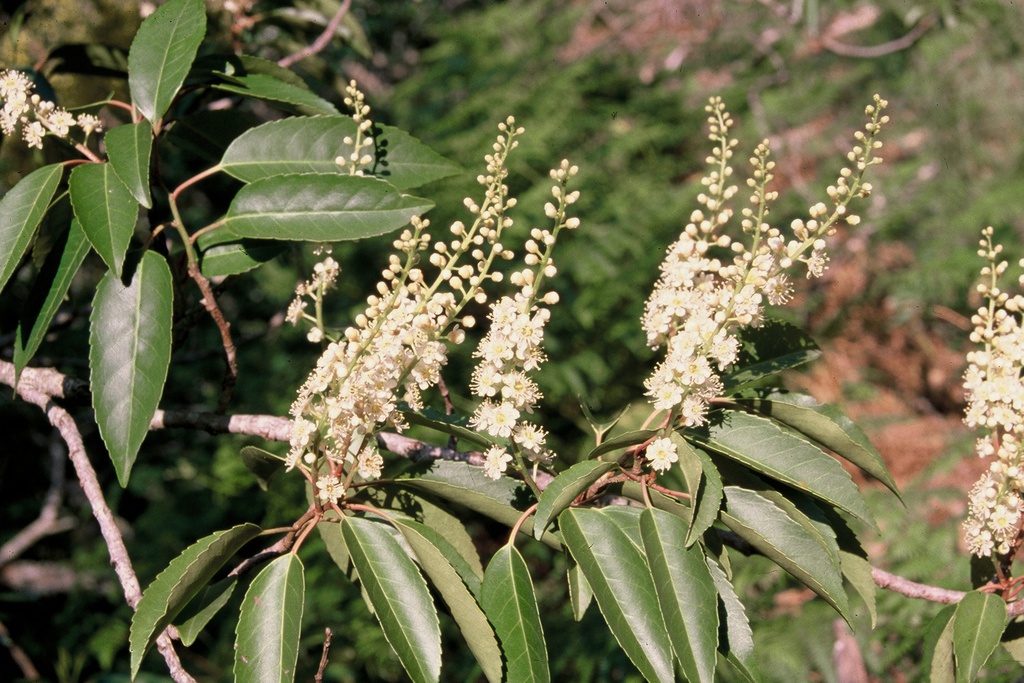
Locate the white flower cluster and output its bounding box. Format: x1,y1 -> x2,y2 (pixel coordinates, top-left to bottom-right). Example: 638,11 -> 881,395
336,80 -> 374,175
287,117 -> 533,502
963,227 -> 1024,557
473,160 -> 580,480
0,70 -> 101,149
640,96 -> 888,472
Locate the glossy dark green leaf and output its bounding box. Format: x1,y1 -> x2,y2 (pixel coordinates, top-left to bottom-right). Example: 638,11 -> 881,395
694,411 -> 873,526
200,240 -> 287,277
213,74 -> 339,116
396,520 -> 501,683
129,523 -> 261,677
239,446 -> 284,492
385,490 -> 483,587
640,508 -> 719,683
924,605 -> 957,683
343,516 -> 441,683
400,407 -> 496,449
560,508 -> 675,683
533,460 -> 616,540
69,162 -> 138,278
721,318 -> 820,390
727,391 -> 900,500
481,544 -> 549,683
106,120 -> 153,208
223,174 -> 431,242
674,434 -> 723,546
127,0 -> 206,123
174,577 -> 237,647
13,219 -> 90,383
0,163 -> 62,293
89,251 -> 173,486
586,429 -> 660,459
720,486 -> 850,618
398,460 -> 558,547
953,591 -> 1006,682
165,109 -> 261,164
706,557 -> 758,681
234,554 -> 305,683
566,553 -> 594,622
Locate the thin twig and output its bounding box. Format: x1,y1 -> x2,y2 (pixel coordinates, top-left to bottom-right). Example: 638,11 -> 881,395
822,14 -> 935,58
0,619 -> 40,681
186,262 -> 238,411
314,628 -> 333,682
277,0 -> 354,69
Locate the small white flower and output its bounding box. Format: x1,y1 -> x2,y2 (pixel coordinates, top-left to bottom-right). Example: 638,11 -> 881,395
647,437 -> 679,473
317,474 -> 345,504
483,446 -> 513,480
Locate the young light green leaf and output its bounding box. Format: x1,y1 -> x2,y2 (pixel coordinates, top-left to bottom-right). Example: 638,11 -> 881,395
924,605 -> 957,683
726,391 -> 901,500
130,523 -> 261,677
706,557 -> 758,681
213,74 -> 339,116
674,434 -> 723,546
693,411 -> 874,526
343,516 -> 441,683
239,445 -> 284,492
69,162 -> 139,278
174,577 -> 237,647
720,486 -> 850,619
105,120 -> 153,208
533,460 -> 616,540
481,544 -> 549,683
586,429 -> 660,459
952,591 -> 1007,682
223,174 -> 432,242
396,520 -> 502,683
398,460 -> 559,548
640,508 -> 719,683
200,240 -> 287,278
13,219 -> 90,383
90,251 -> 173,486
128,0 -> 206,123
559,508 -> 675,683
0,163 -> 63,293
234,554 -> 305,683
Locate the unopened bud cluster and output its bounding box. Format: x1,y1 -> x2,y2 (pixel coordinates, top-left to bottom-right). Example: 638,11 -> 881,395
640,95 -> 888,473
335,80 -> 375,175
963,227 -> 1024,557
0,70 -> 102,149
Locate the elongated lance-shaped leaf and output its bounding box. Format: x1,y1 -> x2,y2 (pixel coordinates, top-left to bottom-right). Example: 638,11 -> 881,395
639,508 -> 719,683
559,508 -> 675,683
235,554 -> 305,683
343,516 -> 441,683
953,591 -> 1007,682
106,120 -> 153,208
401,407 -> 497,449
223,173 -> 432,242
720,486 -> 851,620
533,460 -> 616,540
673,433 -> 723,547
213,74 -> 339,116
693,410 -> 874,526
69,162 -> 139,278
128,0 -> 206,123
390,503 -> 482,593
220,117 -> 461,190
925,604 -> 957,683
586,429 -> 659,459
839,550 -> 877,628
396,520 -> 502,683
721,318 -> 820,390
481,544 -> 549,683
89,251 -> 173,486
0,163 -> 63,293
239,445 -> 284,492
706,557 -> 758,681
567,553 -> 594,622
130,523 -> 261,677
173,577 -> 237,647
200,240 -> 287,278
13,220 -> 90,383
725,391 -> 900,500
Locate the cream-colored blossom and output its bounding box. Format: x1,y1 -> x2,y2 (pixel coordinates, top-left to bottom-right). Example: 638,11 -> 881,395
483,446 -> 513,480
647,437 -> 679,473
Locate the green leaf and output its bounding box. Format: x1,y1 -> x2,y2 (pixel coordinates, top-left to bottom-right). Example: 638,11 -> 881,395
200,240 -> 287,278
560,508 -> 675,683
952,591 -> 1007,682
727,391 -> 901,500
13,220 -> 91,382
89,251 -> 173,486
640,508 -> 719,683
721,319 -> 820,390
239,446 -> 284,492
566,553 -> 594,622
839,550 -> 877,628
174,577 -> 237,647
400,407 -> 496,449
1000,618 -> 1024,665
317,514 -> 354,580
693,411 -> 874,526
105,120 -> 153,208
223,174 -> 432,242
127,0 -> 206,123
480,544 -> 549,683
69,163 -> 139,278
395,520 -> 502,683
720,486 -> 850,618
586,429 -> 660,459
925,605 -> 957,683
0,163 -> 63,293
130,523 -> 261,677
165,109 -> 261,164
706,557 -> 758,681
533,460 -> 616,540
213,73 -> 339,116
673,434 -> 723,546
234,554 -> 305,683
220,117 -> 461,190
398,460 -> 559,548
343,516 -> 441,683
